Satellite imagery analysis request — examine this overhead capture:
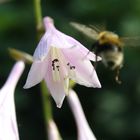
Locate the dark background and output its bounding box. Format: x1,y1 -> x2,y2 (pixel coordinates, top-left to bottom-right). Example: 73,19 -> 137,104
0,0 -> 140,140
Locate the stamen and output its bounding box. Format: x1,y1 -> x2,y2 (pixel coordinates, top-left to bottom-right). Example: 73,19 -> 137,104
64,77 -> 69,95
67,62 -> 76,77
56,66 -> 60,71
50,47 -> 70,94
52,58 -> 59,63
51,47 -> 61,82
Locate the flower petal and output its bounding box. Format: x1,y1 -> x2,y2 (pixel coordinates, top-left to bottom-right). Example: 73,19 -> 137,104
50,30 -> 77,49
67,90 -> 97,140
0,61 -> 24,140
74,60 -> 101,88
44,51 -> 68,108
45,73 -> 66,108
62,48 -> 101,88
0,61 -> 25,106
48,119 -> 62,140
33,31 -> 51,61
64,35 -> 101,61
23,60 -> 47,89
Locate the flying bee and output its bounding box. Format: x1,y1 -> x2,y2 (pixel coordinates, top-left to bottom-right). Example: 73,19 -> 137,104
70,22 -> 140,84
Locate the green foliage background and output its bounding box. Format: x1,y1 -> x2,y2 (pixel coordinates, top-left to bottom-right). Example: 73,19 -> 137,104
0,0 -> 140,140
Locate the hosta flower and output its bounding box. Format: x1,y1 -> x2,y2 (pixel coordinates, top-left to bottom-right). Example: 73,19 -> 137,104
24,16 -> 101,108
67,90 -> 96,140
0,61 -> 25,140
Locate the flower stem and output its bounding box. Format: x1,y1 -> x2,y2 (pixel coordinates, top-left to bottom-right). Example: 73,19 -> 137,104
40,81 -> 53,124
34,0 -> 44,37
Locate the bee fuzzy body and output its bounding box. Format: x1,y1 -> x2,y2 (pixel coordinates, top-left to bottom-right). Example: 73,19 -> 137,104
93,31 -> 124,83
93,39 -> 124,70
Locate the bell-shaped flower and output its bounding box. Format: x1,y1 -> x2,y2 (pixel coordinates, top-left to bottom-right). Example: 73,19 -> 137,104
24,16 -> 101,108
0,61 -> 25,140
67,90 -> 96,140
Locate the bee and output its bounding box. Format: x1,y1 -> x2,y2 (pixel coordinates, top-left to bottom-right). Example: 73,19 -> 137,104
70,22 -> 140,84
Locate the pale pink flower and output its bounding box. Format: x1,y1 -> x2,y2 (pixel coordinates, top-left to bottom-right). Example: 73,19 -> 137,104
24,16 -> 101,108
48,119 -> 62,140
67,90 -> 96,140
0,61 -> 25,140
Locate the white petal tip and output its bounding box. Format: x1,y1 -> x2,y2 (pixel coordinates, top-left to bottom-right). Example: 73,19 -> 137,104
94,83 -> 102,88
56,99 -> 64,108
53,94 -> 65,108
56,103 -> 62,108
97,57 -> 102,61
17,61 -> 25,69
23,85 -> 28,89
23,79 -> 40,89
98,81 -> 102,88
23,83 -> 32,89
97,85 -> 102,88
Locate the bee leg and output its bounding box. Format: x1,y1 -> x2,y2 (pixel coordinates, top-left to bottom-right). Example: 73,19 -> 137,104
115,67 -> 122,84
93,53 -> 98,69
92,42 -> 99,69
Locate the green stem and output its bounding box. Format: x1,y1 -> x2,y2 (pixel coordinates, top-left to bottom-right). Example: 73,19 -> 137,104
34,0 -> 44,36
41,81 -> 53,124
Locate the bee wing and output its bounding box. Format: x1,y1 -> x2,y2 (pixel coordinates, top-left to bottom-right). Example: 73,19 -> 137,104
89,24 -> 106,33
121,37 -> 140,47
70,22 -> 99,40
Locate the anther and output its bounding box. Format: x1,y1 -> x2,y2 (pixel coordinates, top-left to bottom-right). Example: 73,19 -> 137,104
70,66 -> 75,70
52,59 -> 59,63
56,66 -> 60,71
